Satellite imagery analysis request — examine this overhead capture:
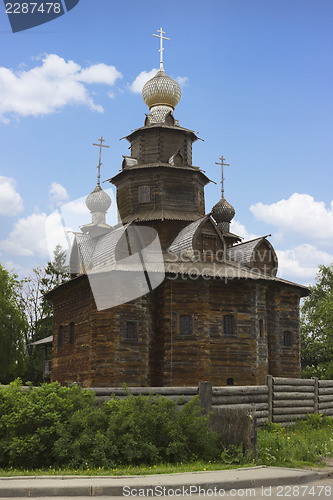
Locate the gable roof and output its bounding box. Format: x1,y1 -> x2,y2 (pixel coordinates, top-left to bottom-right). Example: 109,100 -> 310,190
226,236 -> 277,268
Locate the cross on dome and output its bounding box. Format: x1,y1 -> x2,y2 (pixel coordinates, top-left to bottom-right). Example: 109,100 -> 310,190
153,27 -> 170,69
215,155 -> 230,198
93,136 -> 109,186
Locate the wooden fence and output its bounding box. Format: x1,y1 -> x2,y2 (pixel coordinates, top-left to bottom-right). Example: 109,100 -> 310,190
4,377 -> 333,427
199,376 -> 333,426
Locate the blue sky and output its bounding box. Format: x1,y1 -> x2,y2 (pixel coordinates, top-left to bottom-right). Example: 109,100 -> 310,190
0,0 -> 332,284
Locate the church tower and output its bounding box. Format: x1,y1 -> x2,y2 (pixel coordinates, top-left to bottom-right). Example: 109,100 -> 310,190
108,28 -> 211,249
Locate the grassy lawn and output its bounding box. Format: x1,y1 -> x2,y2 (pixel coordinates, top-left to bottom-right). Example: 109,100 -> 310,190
0,414 -> 332,477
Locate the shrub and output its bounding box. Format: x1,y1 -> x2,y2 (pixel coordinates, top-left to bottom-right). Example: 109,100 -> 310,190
0,383 -> 221,469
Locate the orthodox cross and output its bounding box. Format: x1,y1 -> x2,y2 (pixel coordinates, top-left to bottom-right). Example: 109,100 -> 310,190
93,136 -> 109,186
215,155 -> 230,198
153,27 -> 170,69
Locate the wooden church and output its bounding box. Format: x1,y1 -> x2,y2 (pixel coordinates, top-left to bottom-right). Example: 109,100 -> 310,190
46,30 -> 309,387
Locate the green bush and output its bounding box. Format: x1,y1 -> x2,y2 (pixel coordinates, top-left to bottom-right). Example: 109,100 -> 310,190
0,380 -> 96,468
0,382 -> 220,469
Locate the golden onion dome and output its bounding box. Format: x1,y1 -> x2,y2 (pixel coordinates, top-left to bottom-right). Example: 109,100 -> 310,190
142,68 -> 181,110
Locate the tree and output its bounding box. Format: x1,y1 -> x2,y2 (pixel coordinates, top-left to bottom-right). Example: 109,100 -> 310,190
21,245 -> 69,383
0,264 -> 27,383
301,263 -> 333,379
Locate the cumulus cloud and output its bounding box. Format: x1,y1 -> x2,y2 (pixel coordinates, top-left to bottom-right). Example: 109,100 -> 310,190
176,76 -> 189,87
230,220 -> 259,242
130,68 -> 158,93
0,176 -> 24,216
250,193 -> 333,244
277,244 -> 333,282
49,182 -> 69,206
0,54 -> 122,121
0,211 -> 72,259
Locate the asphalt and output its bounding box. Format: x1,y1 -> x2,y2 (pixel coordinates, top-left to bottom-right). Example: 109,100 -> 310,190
0,465 -> 332,498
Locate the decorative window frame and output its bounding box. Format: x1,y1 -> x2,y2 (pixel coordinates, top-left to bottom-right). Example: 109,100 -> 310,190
138,186 -> 151,203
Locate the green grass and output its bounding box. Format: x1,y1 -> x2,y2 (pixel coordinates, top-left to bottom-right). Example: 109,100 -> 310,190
0,414 -> 332,477
257,414 -> 333,468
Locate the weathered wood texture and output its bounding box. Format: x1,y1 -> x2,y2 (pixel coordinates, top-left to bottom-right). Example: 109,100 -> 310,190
318,380 -> 333,416
50,273 -> 303,387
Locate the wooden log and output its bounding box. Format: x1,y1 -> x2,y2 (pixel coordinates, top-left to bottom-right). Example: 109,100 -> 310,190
257,417 -> 268,427
273,399 -> 315,408
273,385 -> 315,393
274,407 -> 314,415
318,380 -> 333,388
318,388 -> 333,396
212,394 -> 268,405
318,395 -> 333,402
319,409 -> 333,416
89,387 -> 198,396
213,386 -> 268,396
318,402 -> 333,410
213,403 -> 268,412
273,414 -> 308,423
273,392 -> 314,401
272,377 -> 314,386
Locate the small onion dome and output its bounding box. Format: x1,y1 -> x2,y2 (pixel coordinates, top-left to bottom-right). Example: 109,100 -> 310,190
211,197 -> 235,223
142,68 -> 181,110
85,185 -> 111,213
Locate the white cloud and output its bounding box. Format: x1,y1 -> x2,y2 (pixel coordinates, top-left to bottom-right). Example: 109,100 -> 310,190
0,176 -> 24,216
250,193 -> 333,244
230,220 -> 259,242
277,244 -> 333,282
176,76 -> 189,87
130,68 -> 158,93
0,54 -> 123,121
78,63 -> 122,85
49,182 -> 69,206
0,211 -> 70,259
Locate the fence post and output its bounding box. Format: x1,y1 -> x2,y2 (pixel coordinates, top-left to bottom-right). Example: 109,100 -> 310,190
199,381 -> 212,412
314,377 -> 319,414
266,375 -> 273,423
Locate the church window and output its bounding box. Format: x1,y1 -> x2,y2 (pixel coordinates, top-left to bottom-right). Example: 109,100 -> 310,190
125,321 -> 139,340
69,322 -> 75,345
138,186 -> 151,203
179,315 -> 193,336
227,378 -> 234,386
283,331 -> 293,347
223,314 -> 236,336
259,319 -> 265,338
58,325 -> 63,347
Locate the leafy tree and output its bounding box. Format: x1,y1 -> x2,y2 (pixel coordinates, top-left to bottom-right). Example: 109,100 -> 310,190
0,264 -> 27,383
22,245 -> 69,383
301,263 -> 333,379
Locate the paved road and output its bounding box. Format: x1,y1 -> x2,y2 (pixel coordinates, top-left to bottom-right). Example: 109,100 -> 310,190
0,479 -> 332,499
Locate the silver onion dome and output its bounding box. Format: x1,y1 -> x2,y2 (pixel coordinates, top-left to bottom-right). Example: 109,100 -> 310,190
211,197 -> 235,224
86,185 -> 111,214
142,68 -> 181,110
